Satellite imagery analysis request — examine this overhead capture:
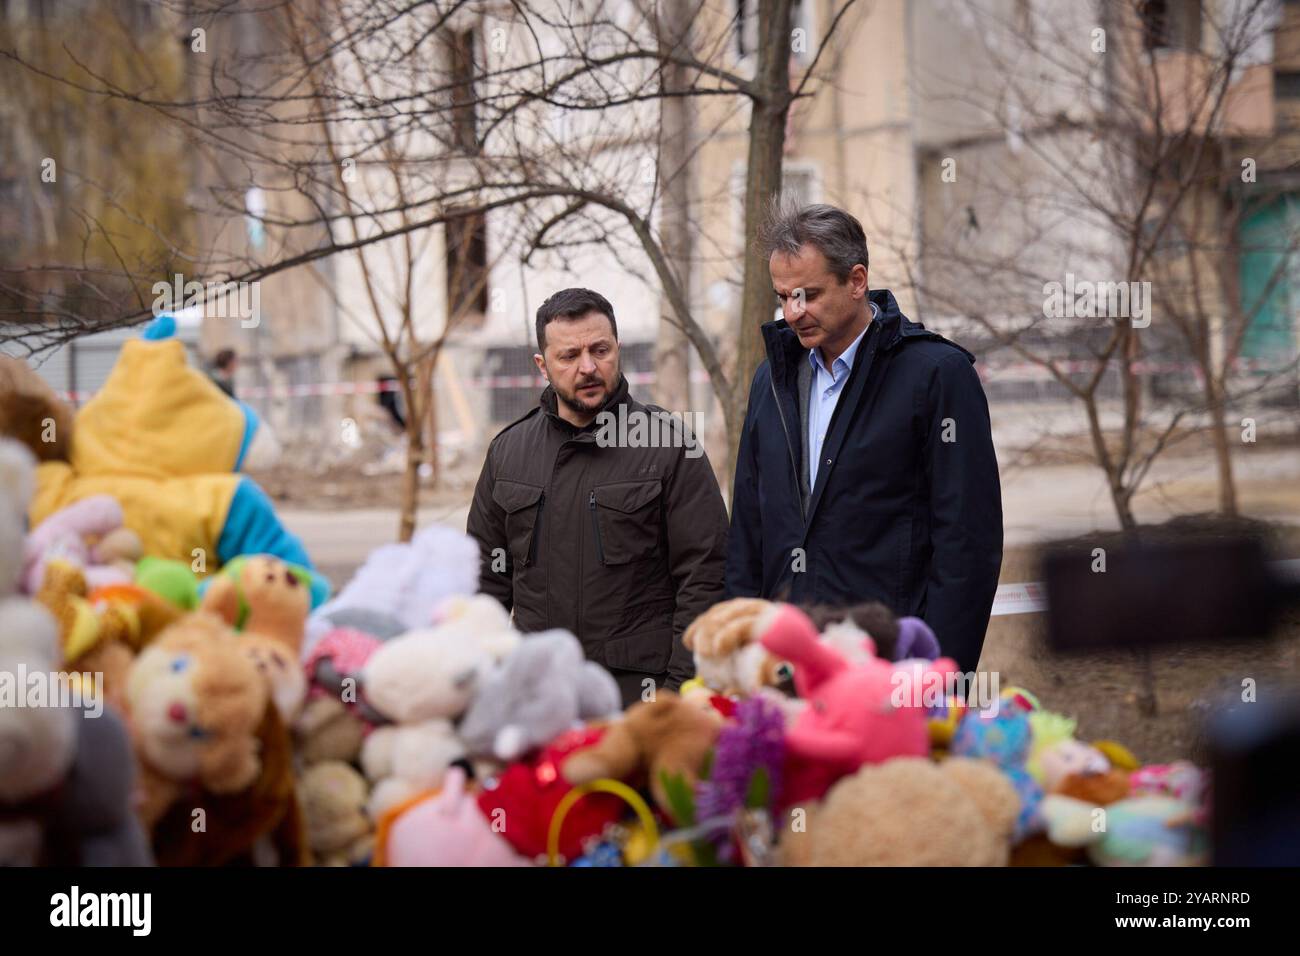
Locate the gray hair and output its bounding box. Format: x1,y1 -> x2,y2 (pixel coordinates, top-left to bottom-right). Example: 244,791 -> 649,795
761,200 -> 870,282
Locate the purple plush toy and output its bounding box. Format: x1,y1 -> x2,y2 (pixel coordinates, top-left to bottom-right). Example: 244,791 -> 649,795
894,617 -> 942,662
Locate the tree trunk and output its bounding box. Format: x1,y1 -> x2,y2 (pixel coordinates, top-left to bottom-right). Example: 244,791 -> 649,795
397,368 -> 422,543
428,343 -> 449,489
1082,390 -> 1138,531
652,0 -> 694,414
1206,372 -> 1239,516
730,0 -> 795,480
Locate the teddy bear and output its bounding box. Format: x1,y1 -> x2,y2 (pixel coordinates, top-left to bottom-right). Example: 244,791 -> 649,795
357,622 -> 499,816
22,495 -> 141,595
357,597 -> 521,726
780,756 -> 1020,866
561,690 -> 723,821
295,695 -> 368,766
201,554 -> 312,654
126,613 -> 308,865
429,592 -> 522,661
0,354 -> 74,463
458,629 -> 622,762
0,437 -> 151,866
360,718 -> 466,819
299,761 -> 374,866
377,766 -> 534,867
757,602 -> 958,807
239,631 -> 307,723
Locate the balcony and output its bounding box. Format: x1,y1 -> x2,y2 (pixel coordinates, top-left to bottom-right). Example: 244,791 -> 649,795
1141,51 -> 1274,139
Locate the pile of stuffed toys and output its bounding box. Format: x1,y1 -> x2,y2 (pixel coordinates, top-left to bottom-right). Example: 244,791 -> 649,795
0,335 -> 1212,867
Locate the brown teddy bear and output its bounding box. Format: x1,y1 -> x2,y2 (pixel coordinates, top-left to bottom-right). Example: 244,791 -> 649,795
295,695 -> 367,766
779,757 -> 1020,866
300,761 -> 374,866
200,554 -> 310,654
0,355 -> 73,462
126,613 -> 308,866
238,631 -> 307,724
561,690 -> 722,820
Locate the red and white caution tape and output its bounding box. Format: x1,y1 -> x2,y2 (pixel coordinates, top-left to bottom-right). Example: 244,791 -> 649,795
989,581 -> 1049,617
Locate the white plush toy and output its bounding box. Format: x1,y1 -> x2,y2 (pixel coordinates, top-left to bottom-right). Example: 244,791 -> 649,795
358,619 -> 499,817
1,439 -> 79,865
0,439 -> 151,866
303,524 -> 480,659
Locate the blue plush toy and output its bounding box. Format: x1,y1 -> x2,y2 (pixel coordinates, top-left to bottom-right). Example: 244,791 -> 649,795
952,699 -> 1044,841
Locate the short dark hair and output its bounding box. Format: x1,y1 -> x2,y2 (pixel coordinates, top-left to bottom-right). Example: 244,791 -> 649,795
535,288 -> 617,351
214,348 -> 237,371
761,200 -> 870,282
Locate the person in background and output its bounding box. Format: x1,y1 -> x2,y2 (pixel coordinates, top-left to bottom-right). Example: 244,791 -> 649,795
209,348 -> 238,399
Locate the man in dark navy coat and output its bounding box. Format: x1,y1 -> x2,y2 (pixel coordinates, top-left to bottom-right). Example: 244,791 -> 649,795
726,203 -> 1003,673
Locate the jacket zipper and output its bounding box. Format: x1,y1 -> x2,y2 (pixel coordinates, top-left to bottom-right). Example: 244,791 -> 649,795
768,371 -> 805,522
588,490 -> 605,565
528,491 -> 545,566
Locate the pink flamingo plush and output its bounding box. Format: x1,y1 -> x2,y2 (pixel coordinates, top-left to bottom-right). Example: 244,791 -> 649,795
759,603 -> 959,805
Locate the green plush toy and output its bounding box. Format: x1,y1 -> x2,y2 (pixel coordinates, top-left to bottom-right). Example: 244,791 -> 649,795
135,557 -> 200,611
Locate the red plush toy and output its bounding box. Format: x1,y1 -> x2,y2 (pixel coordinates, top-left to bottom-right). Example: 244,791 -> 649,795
476,725 -> 626,862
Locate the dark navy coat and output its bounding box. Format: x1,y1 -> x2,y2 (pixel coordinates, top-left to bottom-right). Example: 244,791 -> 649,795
725,288 -> 1003,672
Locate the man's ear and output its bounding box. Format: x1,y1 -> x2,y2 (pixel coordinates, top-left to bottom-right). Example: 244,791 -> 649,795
533,353 -> 549,382
851,264 -> 869,300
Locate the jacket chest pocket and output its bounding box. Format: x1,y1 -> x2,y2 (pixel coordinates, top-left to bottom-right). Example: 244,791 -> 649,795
492,480 -> 545,567
589,478 -> 662,566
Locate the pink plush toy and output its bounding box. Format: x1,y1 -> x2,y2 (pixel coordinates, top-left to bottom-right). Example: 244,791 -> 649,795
759,603 -> 959,807
382,767 -> 534,867
22,495 -> 137,594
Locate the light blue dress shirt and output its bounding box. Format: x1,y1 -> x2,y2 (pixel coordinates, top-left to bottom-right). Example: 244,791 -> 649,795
808,302 -> 878,489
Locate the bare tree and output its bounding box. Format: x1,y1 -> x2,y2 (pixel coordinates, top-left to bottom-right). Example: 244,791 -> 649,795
900,0 -> 1297,530
2,0 -> 864,498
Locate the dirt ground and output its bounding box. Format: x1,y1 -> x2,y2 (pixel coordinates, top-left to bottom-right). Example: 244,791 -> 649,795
983,539 -> 1300,765
255,445 -> 1300,766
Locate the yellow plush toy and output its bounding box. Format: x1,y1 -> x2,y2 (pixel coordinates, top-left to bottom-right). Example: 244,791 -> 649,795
27,326 -> 327,605
30,338 -> 246,563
